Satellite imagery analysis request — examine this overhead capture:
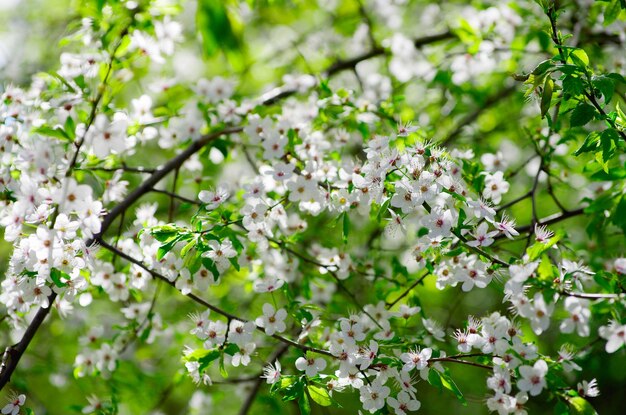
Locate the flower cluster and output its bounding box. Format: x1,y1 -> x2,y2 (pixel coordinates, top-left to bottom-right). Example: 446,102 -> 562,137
1,0 -> 625,414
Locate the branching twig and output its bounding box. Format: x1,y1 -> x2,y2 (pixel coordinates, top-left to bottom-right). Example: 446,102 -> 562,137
95,238 -> 334,358
0,293 -> 57,389
151,188 -> 200,205
238,342 -> 290,415
0,26 -> 460,391
439,85 -> 517,146
386,271 -> 430,308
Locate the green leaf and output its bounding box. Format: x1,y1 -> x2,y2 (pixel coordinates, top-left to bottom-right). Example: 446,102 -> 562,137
151,226 -> 179,242
439,371 -> 467,405
527,230 -> 564,261
570,103 -> 596,127
595,151 -> 610,174
589,164 -> 626,180
532,59 -> 556,76
342,211 -> 350,244
575,131 -> 601,155
611,195 -> 626,234
570,49 -> 590,69
592,75 -> 616,104
48,71 -> 77,92
604,0 -> 622,25
307,384 -> 332,407
554,400 -> 569,415
64,117 -> 76,139
180,239 -> 196,258
50,268 -> 68,288
566,396 -> 598,415
219,353 -> 228,378
271,375 -> 296,395
196,0 -> 243,63
617,102 -> 626,129
562,75 -> 583,98
298,390 -> 311,415
428,368 -> 443,390
185,348 -> 221,371
600,128 -> 619,162
223,343 -> 240,356
156,234 -> 185,260
228,256 -> 241,272
33,126 -> 70,140
377,199 -> 391,222
541,77 -> 554,118
537,255 -> 556,281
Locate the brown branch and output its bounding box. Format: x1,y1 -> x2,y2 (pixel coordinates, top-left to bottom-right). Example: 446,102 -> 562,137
386,271 -> 430,308
150,188 -> 200,205
0,27 -> 459,392
95,126 -> 243,242
0,293 -> 57,389
326,31 -> 453,75
506,207 -> 586,238
561,291 -> 622,300
547,7 -> 626,143
95,238 -> 334,358
84,165 -> 157,174
238,342 -> 290,415
439,85 -> 517,146
430,357 -> 492,370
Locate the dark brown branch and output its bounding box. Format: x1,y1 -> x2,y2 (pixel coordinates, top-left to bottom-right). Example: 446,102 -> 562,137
326,31 -> 453,75
440,85 -> 517,146
0,293 -> 57,389
509,207 -> 586,237
95,238 -> 334,358
238,343 -> 290,415
547,7 -> 626,144
262,31 -> 454,105
150,188 -> 200,205
0,28 -> 459,391
84,165 -> 157,174
94,126 -> 243,241
561,291 -> 621,300
386,271 -> 430,308
430,357 -> 492,370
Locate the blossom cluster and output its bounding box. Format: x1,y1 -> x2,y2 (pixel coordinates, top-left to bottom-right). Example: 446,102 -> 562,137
1,0 -> 625,414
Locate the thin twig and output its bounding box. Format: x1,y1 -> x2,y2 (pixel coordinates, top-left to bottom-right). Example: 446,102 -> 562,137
238,342 -> 290,415
439,86 -> 517,146
386,271 -> 430,308
95,238 -> 334,358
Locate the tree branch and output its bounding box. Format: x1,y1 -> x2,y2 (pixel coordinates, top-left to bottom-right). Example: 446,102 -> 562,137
0,27 -> 459,391
95,238 -> 334,358
238,342 -> 290,415
506,207 -> 586,238
386,271 -> 430,308
439,85 -> 517,146
0,293 -> 57,389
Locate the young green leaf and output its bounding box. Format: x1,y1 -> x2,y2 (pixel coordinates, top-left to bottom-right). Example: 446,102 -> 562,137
570,103 -> 596,127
